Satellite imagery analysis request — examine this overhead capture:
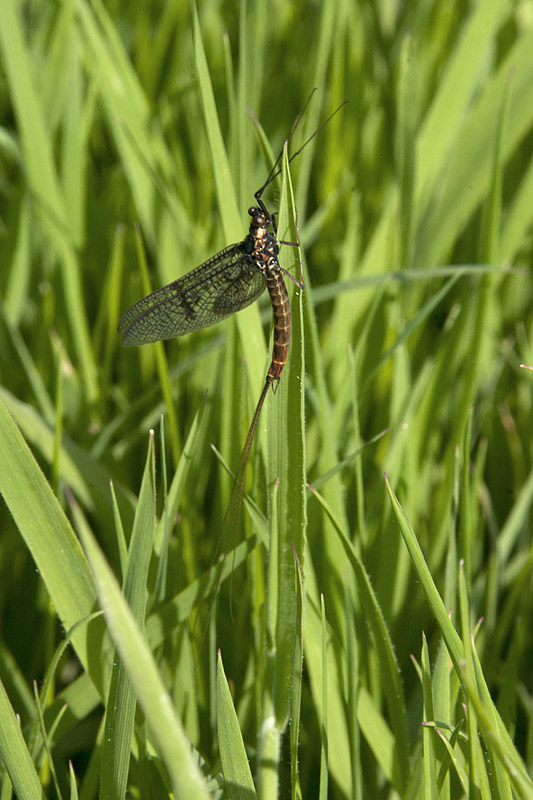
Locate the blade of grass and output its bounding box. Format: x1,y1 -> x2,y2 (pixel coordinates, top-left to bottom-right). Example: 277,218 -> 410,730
307,484 -> 409,791
421,634 -> 438,800
192,0 -> 265,400
216,652 -> 257,799
386,476 -> 464,667
266,145 -> 307,732
0,676 -> 44,800
100,432 -> 156,800
130,224 -> 181,467
0,398 -> 107,692
77,513 -> 210,800
289,543 -> 305,800
387,477 -> 533,795
0,0 -> 97,401
318,595 -> 328,800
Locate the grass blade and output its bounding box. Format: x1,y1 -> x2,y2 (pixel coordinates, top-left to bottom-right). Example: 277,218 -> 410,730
78,513 -> 210,800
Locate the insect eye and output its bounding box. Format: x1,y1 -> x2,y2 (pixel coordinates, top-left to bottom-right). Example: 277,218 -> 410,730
248,206 -> 258,217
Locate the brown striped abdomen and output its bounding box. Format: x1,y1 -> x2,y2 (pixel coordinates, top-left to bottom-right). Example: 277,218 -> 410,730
264,268 -> 291,384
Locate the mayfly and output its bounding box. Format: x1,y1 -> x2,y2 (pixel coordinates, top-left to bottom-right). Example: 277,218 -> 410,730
118,97 -> 345,596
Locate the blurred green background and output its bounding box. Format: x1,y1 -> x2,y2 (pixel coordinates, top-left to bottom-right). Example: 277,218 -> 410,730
1,0 -> 533,797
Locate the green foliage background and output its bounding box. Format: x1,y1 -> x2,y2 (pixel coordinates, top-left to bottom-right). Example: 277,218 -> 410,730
0,0 -> 533,798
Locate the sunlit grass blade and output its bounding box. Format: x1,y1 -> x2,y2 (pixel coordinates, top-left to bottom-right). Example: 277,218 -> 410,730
0,676 -> 43,800
458,560 -> 489,800
76,0 -> 162,245
131,224 -> 181,467
0,300 -> 55,424
154,400 -> 207,600
387,478 -> 533,797
0,385 -> 135,525
344,582 -> 363,800
308,483 -> 409,791
318,594 -> 329,800
0,0 -> 97,401
385,476 -> 464,667
465,636 -> 533,799
100,432 -> 156,800
304,579 -> 400,795
2,2 -> 533,797
0,398 -> 107,689
216,652 -> 257,798
416,0 -> 511,214
32,682 -> 62,800
3,193 -> 32,326
28,609 -> 102,763
289,543 -> 305,800
265,145 -> 307,733
414,27 -> 533,268
95,223 -> 126,401
420,634 -> 438,800
192,0 -> 265,403
362,273 -> 462,393
210,443 -> 269,543
77,510 -> 210,799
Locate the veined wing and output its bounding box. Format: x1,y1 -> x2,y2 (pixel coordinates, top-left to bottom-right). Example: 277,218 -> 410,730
118,241 -> 266,346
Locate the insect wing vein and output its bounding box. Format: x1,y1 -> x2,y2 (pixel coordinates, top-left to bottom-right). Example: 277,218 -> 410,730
118,242 -> 266,346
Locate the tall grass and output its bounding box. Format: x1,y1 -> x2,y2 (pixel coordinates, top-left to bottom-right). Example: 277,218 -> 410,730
1,0 -> 533,797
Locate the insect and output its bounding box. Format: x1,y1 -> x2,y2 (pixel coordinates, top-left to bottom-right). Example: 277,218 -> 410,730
117,194 -> 293,352
118,159 -> 300,556
118,97 -> 343,354
118,97 -> 345,608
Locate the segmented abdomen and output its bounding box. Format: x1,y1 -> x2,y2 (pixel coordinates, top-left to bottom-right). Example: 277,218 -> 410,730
264,267 -> 291,384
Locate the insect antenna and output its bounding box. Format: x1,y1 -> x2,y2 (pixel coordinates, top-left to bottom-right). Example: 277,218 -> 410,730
252,88 -> 318,206
254,96 -> 348,208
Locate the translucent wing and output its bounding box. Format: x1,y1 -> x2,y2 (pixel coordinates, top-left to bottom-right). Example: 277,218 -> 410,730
118,241 -> 266,346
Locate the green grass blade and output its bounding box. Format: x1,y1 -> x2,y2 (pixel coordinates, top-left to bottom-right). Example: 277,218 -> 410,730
344,583 -> 363,800
192,2 -> 240,243
0,0 -> 97,401
386,476 -> 464,667
420,634 -> 438,800
318,595 -> 328,800
416,0 -> 511,213
308,484 -> 409,791
266,145 -> 307,732
131,224 -> 181,467
2,3 -> 533,796
77,516 -> 210,800
0,398 -> 107,691
289,544 -> 305,800
100,432 -> 156,800
0,677 -> 44,800
192,1 -> 265,401
0,301 -> 55,425
216,652 -> 257,799
415,27 -> 533,267
467,638 -> 533,799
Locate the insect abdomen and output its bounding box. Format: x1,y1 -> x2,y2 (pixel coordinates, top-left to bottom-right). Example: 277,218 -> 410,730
264,268 -> 291,384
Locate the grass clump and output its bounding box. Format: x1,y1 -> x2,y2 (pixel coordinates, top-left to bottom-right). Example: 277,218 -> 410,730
1,1 -> 533,798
